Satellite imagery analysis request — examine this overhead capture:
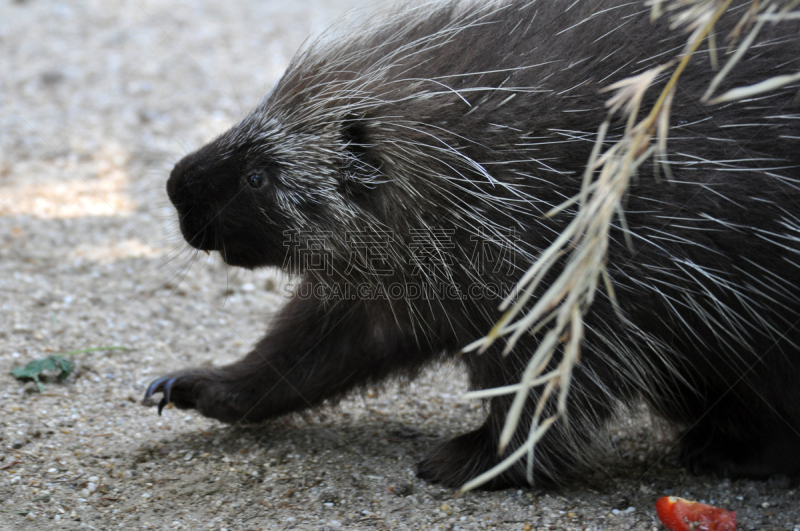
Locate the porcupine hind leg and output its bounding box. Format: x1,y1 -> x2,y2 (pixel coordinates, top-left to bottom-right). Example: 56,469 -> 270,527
678,397 -> 800,479
144,282 -> 439,424
665,333 -> 800,479
417,344 -> 631,489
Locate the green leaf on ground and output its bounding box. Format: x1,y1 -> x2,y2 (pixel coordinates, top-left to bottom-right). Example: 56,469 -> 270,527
10,346 -> 129,392
11,356 -> 73,392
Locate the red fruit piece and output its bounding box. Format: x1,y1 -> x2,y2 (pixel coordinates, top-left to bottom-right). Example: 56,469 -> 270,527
655,496 -> 736,531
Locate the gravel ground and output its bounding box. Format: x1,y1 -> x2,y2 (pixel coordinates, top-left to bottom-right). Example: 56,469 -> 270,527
1,1 -> 799,530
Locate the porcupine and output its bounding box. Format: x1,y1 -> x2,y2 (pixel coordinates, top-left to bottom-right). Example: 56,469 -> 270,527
144,0 -> 800,488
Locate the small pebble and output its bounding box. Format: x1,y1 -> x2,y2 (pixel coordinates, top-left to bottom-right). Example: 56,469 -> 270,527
393,483 -> 413,497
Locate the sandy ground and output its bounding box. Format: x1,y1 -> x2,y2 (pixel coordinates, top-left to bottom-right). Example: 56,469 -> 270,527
1,0 -> 799,529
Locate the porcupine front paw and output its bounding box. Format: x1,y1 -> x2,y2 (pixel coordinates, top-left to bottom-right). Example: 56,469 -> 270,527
417,426 -> 517,490
143,370 -> 248,423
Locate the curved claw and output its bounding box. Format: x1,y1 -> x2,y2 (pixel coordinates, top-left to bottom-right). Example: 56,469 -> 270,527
158,377 -> 178,415
143,376 -> 168,404
143,376 -> 176,415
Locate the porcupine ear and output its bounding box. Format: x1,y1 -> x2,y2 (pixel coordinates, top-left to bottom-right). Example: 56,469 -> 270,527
339,114 -> 384,199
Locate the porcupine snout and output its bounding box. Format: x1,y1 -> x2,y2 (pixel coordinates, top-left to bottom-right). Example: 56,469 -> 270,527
165,138 -> 294,269
166,149 -> 223,252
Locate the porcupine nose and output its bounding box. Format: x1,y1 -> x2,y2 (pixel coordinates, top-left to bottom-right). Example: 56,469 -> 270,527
166,155 -> 220,251
166,157 -> 193,208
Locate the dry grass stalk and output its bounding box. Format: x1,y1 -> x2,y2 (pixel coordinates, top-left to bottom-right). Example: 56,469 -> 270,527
460,0 -> 799,493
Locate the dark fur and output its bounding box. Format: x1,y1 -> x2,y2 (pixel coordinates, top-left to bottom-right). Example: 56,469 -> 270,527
145,0 -> 800,489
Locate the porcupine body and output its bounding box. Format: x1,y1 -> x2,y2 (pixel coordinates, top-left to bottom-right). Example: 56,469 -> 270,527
144,0 -> 800,488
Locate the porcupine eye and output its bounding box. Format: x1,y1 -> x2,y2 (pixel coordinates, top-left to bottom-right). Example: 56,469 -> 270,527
247,173 -> 264,189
